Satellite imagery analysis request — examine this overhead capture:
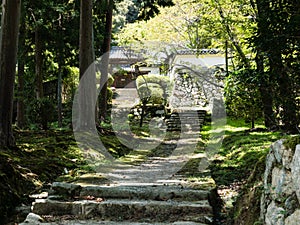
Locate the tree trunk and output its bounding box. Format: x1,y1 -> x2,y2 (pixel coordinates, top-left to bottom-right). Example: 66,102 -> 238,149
269,50 -> 297,133
17,4 -> 26,129
35,26 -> 44,99
57,60 -> 63,128
255,51 -> 275,129
57,16 -> 63,128
99,0 -> 113,121
0,0 -> 21,147
255,0 -> 277,129
77,0 -> 96,130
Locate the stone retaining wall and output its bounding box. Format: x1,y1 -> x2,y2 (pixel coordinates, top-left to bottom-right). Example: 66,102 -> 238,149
260,140 -> 300,225
169,71 -> 223,109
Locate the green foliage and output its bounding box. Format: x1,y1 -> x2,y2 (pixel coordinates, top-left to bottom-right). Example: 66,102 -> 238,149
209,118 -> 289,225
136,0 -> 174,21
136,74 -> 172,105
107,87 -> 113,104
208,117 -> 283,223
136,74 -> 171,87
224,69 -> 263,128
27,98 -> 55,130
100,135 -> 131,158
138,83 -> 164,104
62,66 -> 80,102
117,0 -> 201,46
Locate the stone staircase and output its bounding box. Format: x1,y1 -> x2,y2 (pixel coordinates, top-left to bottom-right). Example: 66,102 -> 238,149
19,107 -> 220,225
24,180 -> 216,224
165,108 -> 206,132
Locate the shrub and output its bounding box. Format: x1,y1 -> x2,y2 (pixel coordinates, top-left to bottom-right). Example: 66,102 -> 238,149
138,83 -> 164,104
136,74 -> 173,105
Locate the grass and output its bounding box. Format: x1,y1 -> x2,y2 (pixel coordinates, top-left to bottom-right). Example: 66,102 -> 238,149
207,117 -> 286,225
209,117 -> 283,186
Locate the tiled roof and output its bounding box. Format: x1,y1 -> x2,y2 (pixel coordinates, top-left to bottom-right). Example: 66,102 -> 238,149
176,48 -> 221,55
108,46 -> 221,65
109,46 -> 144,64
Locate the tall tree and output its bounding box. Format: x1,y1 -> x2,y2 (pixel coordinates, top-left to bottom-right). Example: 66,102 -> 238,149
99,0 -> 113,121
29,8 -> 44,99
251,0 -> 276,128
57,13 -> 64,128
254,0 -> 299,132
77,0 -> 96,130
0,0 -> 22,147
17,0 -> 26,129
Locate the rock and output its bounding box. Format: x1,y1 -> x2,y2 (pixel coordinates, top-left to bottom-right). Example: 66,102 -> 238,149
282,146 -> 294,169
284,193 -> 299,216
260,192 -> 267,221
51,182 -> 82,197
19,212 -> 44,224
291,145 -> 300,203
265,201 -> 284,225
271,167 -> 293,198
271,140 -> 284,164
264,152 -> 275,189
285,209 -> 300,225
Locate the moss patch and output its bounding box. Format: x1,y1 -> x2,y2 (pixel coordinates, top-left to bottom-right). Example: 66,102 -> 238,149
0,130 -> 88,223
208,118 -> 284,224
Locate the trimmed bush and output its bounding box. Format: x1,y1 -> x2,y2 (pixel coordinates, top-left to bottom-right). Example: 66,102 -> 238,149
136,74 -> 173,105
136,74 -> 171,88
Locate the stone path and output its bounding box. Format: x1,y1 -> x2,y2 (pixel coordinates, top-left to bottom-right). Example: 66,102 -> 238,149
20,89 -> 218,225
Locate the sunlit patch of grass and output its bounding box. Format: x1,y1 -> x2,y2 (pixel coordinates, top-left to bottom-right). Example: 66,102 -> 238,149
118,149 -> 151,165
13,130 -> 87,183
209,117 -> 284,186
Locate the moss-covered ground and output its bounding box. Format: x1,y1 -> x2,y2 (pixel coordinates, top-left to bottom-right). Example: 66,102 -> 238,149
0,128 -> 134,224
208,118 -> 286,225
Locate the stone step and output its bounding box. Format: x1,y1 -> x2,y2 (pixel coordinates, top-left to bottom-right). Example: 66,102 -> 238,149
166,121 -> 204,126
169,113 -> 205,118
166,127 -> 201,132
32,199 -> 213,223
78,185 -> 210,202
167,116 -> 205,121
49,183 -> 210,202
168,118 -> 205,121
20,213 -> 210,225
165,109 -> 206,132
172,109 -> 206,114
166,121 -> 204,125
170,114 -> 205,118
